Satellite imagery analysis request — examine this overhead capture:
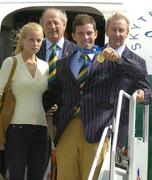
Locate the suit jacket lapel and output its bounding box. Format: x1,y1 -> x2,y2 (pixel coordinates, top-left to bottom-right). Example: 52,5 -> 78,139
91,56 -> 101,72
37,40 -> 46,61
62,38 -> 77,57
65,52 -> 80,88
62,39 -> 71,57
84,54 -> 106,88
122,46 -> 132,60
88,46 -> 105,74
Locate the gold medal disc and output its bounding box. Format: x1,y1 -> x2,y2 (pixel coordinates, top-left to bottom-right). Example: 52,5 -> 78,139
97,54 -> 105,63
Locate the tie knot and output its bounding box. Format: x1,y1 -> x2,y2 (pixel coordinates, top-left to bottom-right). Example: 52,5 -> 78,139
81,53 -> 88,59
51,44 -> 57,51
81,53 -> 89,60
80,53 -> 90,65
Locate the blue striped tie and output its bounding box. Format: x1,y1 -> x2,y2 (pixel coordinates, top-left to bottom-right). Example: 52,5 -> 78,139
48,44 -> 57,84
77,54 -> 89,88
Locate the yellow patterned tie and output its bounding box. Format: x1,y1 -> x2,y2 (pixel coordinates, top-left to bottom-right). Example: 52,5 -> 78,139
48,44 -> 57,84
77,54 -> 89,88
74,54 -> 89,115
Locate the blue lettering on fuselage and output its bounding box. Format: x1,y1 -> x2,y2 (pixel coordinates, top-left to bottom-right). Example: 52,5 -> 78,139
129,11 -> 152,50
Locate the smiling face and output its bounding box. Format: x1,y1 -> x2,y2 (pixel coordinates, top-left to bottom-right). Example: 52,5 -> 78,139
22,29 -> 44,56
106,18 -> 129,49
41,9 -> 66,43
72,23 -> 98,49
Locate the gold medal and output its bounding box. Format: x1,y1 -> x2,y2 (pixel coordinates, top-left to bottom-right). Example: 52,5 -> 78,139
96,53 -> 105,63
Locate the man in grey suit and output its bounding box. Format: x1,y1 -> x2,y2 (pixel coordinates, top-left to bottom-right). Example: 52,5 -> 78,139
44,13 -> 152,179
105,12 -> 152,148
37,7 -> 76,62
37,8 -> 77,111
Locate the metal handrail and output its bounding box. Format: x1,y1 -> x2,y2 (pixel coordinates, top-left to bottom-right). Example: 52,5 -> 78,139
110,90 -> 149,180
110,90 -> 136,180
88,90 -> 149,180
88,126 -> 110,180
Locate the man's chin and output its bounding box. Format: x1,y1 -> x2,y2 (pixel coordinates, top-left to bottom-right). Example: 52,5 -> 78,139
49,36 -> 59,43
82,45 -> 92,49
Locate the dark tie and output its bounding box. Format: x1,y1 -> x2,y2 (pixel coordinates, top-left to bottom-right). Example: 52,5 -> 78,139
74,54 -> 90,115
77,54 -> 89,88
48,44 -> 57,84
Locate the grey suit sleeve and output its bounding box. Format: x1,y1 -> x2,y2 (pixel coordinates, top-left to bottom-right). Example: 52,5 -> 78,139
127,59 -> 152,104
118,51 -> 152,104
135,77 -> 152,104
119,55 -> 148,80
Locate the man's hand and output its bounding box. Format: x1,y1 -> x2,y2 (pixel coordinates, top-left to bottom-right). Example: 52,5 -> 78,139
0,144 -> 4,151
136,89 -> 144,103
46,104 -> 58,116
102,47 -> 120,62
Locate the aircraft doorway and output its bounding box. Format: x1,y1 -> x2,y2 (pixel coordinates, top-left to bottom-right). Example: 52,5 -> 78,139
0,6 -> 105,62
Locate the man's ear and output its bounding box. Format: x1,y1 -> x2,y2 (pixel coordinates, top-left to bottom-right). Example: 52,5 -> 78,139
71,33 -> 76,42
95,30 -> 98,39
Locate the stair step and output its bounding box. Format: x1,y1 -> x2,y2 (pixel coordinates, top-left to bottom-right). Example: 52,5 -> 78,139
115,152 -> 129,170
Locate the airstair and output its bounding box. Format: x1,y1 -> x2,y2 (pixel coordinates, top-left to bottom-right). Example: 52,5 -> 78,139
88,90 -> 149,180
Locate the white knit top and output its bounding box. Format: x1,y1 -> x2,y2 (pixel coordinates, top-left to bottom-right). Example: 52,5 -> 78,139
0,53 -> 49,126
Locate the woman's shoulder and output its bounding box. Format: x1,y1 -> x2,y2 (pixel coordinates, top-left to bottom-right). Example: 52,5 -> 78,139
0,56 -> 16,76
1,56 -> 14,67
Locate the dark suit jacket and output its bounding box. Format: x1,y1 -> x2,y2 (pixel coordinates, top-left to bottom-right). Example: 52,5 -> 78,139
37,38 -> 77,111
37,38 -> 77,61
44,46 -> 152,146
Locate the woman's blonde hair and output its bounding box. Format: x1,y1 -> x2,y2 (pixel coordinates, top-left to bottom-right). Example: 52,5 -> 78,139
14,22 -> 43,55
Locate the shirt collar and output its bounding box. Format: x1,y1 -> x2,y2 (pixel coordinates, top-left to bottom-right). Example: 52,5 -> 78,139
77,45 -> 100,62
77,51 -> 93,63
78,45 -> 100,54
46,37 -> 65,50
115,45 -> 125,56
106,43 -> 125,57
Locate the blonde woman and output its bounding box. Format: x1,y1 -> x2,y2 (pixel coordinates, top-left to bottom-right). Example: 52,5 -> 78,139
0,22 -> 49,179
